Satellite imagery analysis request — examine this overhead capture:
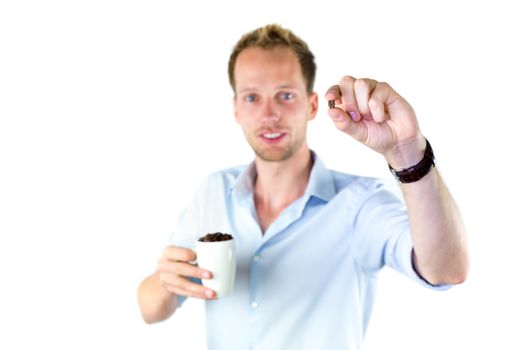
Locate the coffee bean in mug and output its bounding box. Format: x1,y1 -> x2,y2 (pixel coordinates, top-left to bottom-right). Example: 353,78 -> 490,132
196,232 -> 236,298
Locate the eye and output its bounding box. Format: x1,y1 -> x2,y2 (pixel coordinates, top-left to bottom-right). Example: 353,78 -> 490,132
278,92 -> 294,101
245,94 -> 257,103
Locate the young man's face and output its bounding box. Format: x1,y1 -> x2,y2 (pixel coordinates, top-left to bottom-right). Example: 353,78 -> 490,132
233,46 -> 318,162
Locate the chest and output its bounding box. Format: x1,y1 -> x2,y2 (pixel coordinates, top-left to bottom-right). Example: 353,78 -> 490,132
254,196 -> 297,234
255,204 -> 281,234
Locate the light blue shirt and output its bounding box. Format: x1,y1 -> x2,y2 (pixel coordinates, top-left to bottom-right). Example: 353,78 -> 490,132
171,152 -> 449,350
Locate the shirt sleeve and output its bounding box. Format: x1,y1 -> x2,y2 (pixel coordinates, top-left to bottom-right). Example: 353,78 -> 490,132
350,179 -> 451,291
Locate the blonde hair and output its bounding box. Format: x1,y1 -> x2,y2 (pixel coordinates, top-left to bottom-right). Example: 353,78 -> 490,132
228,24 -> 316,93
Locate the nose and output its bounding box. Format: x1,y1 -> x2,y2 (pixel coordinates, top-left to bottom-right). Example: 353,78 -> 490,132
261,98 -> 280,124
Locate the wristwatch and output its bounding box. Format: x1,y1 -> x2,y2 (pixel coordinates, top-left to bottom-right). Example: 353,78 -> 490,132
388,138 -> 435,183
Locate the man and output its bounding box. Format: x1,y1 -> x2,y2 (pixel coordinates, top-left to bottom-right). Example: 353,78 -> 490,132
137,24 -> 469,349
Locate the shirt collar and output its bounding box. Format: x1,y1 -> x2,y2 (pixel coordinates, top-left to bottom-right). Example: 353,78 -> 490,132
304,151 -> 336,202
230,151 -> 336,203
230,161 -> 257,203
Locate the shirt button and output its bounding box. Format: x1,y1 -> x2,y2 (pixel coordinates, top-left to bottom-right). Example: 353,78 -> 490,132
251,302 -> 259,309
253,255 -> 260,262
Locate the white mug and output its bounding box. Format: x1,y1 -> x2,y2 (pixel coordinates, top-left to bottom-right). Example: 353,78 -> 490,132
195,239 -> 236,298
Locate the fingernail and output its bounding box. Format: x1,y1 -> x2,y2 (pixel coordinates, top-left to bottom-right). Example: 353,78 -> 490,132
202,271 -> 211,279
205,290 -> 214,298
349,111 -> 359,121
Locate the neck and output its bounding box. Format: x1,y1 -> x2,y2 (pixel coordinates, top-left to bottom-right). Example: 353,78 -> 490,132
253,145 -> 313,223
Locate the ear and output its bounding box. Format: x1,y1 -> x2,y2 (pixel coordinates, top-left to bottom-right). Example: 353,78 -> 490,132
307,92 -> 318,121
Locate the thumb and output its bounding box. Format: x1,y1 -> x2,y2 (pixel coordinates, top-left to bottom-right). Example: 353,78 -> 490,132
327,107 -> 367,142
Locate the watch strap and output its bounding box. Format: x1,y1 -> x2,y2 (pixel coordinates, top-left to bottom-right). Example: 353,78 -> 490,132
389,139 -> 435,183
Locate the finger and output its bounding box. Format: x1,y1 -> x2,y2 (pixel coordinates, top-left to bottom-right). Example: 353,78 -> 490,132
169,286 -> 217,300
368,82 -> 391,123
160,273 -> 215,298
338,75 -> 361,121
175,278 -> 216,300
162,276 -> 216,300
325,85 -> 342,106
354,78 -> 377,120
327,107 -> 367,143
161,246 -> 197,263
158,260 -> 212,280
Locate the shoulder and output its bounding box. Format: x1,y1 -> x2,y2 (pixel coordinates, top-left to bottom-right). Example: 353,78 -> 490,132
202,164 -> 247,186
330,169 -> 403,205
194,165 -> 247,196
331,169 -> 396,193
172,165 -> 248,244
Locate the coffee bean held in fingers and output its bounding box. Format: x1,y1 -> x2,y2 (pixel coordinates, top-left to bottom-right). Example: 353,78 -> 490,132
328,100 -> 335,109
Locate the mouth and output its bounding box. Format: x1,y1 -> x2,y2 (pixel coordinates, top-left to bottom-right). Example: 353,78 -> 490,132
259,131 -> 287,143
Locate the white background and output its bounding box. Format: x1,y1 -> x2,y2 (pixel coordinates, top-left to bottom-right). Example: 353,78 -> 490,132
1,0 -> 524,349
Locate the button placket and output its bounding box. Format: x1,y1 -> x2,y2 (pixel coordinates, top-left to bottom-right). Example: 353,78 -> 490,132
249,250 -> 263,312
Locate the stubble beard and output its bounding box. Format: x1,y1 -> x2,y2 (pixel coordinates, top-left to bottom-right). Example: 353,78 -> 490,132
247,132 -> 304,162
253,146 -> 295,162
